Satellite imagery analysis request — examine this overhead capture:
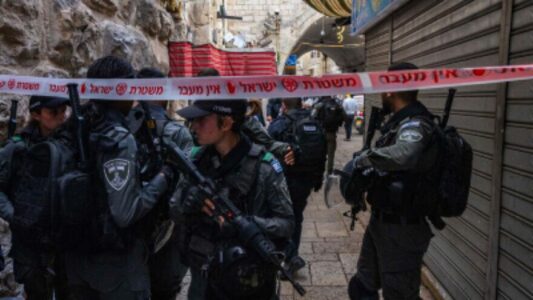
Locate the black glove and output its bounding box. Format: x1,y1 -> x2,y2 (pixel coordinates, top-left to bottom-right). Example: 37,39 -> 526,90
182,186 -> 208,214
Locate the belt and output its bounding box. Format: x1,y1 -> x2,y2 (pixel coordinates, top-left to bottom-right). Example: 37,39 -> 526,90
372,209 -> 425,225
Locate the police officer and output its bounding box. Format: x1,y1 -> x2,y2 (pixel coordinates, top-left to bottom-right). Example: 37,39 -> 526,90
268,98 -> 325,276
312,96 -> 345,175
196,68 -> 295,165
171,99 -> 294,300
266,98 -> 281,122
0,96 -> 70,299
63,56 -> 176,299
348,62 -> 437,300
129,67 -> 193,300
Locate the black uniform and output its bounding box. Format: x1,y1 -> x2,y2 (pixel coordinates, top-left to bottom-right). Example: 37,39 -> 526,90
349,101 -> 437,300
170,136 -> 294,300
312,97 -> 345,174
0,123 -> 68,300
129,103 -> 193,300
64,104 -> 173,300
268,108 -> 324,263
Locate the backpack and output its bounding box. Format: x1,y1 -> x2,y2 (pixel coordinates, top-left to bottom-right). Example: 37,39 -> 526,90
8,139 -> 91,250
434,125 -> 473,217
284,112 -> 327,175
321,100 -> 344,132
410,117 -> 473,219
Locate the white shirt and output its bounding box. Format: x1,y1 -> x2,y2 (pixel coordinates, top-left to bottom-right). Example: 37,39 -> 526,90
343,96 -> 358,115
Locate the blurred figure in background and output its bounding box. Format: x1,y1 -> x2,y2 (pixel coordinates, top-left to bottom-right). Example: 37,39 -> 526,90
247,99 -> 266,126
342,94 -> 357,141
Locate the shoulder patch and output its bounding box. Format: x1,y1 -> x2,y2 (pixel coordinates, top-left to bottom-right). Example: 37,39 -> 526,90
262,152 -> 283,173
398,129 -> 423,143
103,159 -> 130,191
270,158 -> 283,174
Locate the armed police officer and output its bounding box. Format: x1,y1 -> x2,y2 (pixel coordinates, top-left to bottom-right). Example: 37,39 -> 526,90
0,96 -> 70,299
129,67 -> 193,300
62,56 -> 176,299
196,68 -> 295,166
170,99 -> 294,300
312,96 -> 345,175
268,98 -> 326,276
347,62 -> 437,300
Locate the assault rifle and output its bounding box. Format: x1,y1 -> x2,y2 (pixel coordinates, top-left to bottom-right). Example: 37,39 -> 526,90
138,101 -> 165,178
335,106 -> 383,231
67,84 -> 88,170
363,106 -> 384,151
137,101 -> 178,253
165,143 -> 307,296
441,88 -> 456,129
426,88 -> 457,231
7,100 -> 18,139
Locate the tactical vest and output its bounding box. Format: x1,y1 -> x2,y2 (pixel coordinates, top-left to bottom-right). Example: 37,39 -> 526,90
9,139 -> 55,249
367,116 -> 440,216
136,117 -> 174,253
77,124 -> 136,253
181,144 -> 266,269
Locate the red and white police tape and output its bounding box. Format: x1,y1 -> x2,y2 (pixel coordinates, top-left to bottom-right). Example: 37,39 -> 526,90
1,65 -> 532,100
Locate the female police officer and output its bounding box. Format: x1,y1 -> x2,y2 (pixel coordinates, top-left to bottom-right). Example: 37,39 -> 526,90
0,96 -> 70,299
171,99 -> 294,300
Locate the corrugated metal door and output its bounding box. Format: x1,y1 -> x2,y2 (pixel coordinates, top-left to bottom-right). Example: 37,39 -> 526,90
364,17 -> 391,110
391,1 -> 503,298
361,15 -> 392,228
499,0 -> 533,299
362,0 -> 533,298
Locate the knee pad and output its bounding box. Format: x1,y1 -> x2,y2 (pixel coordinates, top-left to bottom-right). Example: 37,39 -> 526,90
348,276 -> 379,300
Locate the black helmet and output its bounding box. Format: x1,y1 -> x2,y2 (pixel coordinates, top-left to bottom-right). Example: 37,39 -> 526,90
209,245 -> 276,300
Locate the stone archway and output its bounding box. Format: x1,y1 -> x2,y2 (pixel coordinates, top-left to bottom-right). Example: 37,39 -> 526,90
282,16 -> 365,74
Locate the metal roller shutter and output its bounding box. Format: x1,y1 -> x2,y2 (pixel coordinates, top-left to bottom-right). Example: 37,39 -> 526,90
389,1 -> 501,295
364,18 -> 391,119
498,0 -> 533,299
362,0 -> 532,298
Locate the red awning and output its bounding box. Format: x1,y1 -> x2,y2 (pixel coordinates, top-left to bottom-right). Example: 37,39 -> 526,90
168,42 -> 277,77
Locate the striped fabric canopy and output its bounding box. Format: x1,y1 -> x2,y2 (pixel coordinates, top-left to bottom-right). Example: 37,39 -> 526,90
303,0 -> 352,17
168,42 -> 277,77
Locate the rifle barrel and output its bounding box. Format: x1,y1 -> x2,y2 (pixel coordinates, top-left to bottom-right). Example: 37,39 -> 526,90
441,88 -> 456,129
67,83 -> 87,165
363,107 -> 383,150
7,100 -> 18,139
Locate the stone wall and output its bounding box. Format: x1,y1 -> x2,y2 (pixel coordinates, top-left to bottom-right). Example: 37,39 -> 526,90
225,0 -> 316,48
0,0 -> 180,138
223,0 -> 320,71
0,0 -> 177,77
0,1 -> 181,295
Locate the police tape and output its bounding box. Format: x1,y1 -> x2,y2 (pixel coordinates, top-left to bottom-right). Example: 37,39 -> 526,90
1,64 -> 532,100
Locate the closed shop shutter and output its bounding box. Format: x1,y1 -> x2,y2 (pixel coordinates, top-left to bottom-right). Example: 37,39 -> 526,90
362,0 -> 533,298
499,0 -> 533,299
